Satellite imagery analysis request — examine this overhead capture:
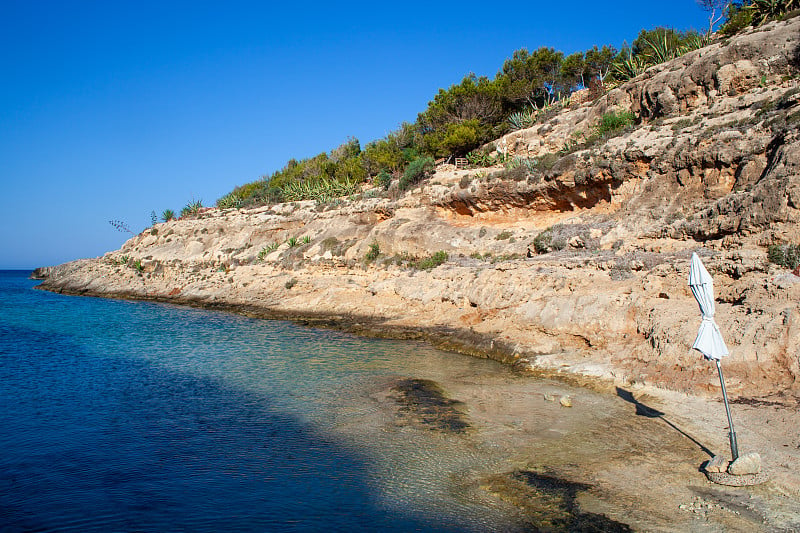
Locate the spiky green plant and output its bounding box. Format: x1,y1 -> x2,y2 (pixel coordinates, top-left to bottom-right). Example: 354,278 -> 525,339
747,0 -> 800,25
611,50 -> 648,82
508,107 -> 537,131
301,235 -> 311,244
180,199 -> 203,218
161,209 -> 175,222
678,34 -> 710,55
287,236 -> 299,247
281,176 -> 361,202
643,32 -> 679,64
216,192 -> 243,209
258,242 -> 279,261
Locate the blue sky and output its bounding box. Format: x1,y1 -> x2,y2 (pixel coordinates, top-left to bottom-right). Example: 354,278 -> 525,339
0,1 -> 711,269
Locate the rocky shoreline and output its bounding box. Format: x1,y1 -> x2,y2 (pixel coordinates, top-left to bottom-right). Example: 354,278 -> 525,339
35,17 -> 800,529
37,17 -> 800,404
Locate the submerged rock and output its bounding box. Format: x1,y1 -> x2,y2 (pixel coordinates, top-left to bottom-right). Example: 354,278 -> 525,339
389,378 -> 470,433
483,470 -> 632,532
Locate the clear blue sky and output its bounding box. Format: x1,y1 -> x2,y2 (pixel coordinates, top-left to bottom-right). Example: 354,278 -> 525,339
0,1 -> 711,269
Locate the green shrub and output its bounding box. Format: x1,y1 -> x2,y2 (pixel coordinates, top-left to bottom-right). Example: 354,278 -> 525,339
440,120 -> 481,155
321,237 -> 340,251
285,278 -> 297,289
132,259 -> 144,272
495,230 -> 513,240
287,236 -> 299,247
596,111 -> 636,136
466,148 -> 499,167
533,153 -> 561,172
161,209 -> 176,222
362,137 -> 404,175
374,170 -> 392,190
720,2 -> 754,35
767,244 -> 800,269
399,156 -> 434,191
414,251 -> 448,270
365,242 -> 381,262
532,228 -> 554,254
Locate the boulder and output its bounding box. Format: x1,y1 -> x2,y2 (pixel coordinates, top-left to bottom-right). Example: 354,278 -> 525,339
705,455 -> 730,473
728,452 -> 762,475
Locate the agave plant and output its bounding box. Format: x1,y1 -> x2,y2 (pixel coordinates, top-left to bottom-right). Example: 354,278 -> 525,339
611,50 -> 648,82
257,242 -> 280,261
280,176 -> 361,202
161,209 -> 175,222
216,193 -> 243,209
508,107 -> 537,131
747,0 -> 800,25
642,32 -> 680,64
180,199 -> 203,218
678,34 -> 711,55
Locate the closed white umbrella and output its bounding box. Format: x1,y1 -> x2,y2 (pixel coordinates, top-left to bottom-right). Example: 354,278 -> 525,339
688,252 -> 739,460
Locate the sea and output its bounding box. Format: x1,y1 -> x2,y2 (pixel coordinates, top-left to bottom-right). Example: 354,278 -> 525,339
0,269 -> 529,532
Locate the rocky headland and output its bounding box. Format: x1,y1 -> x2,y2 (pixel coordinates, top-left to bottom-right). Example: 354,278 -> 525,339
38,17 -> 800,400
35,17 -> 800,528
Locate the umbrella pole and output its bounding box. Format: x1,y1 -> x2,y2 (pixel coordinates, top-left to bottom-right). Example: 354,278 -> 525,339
715,359 -> 739,461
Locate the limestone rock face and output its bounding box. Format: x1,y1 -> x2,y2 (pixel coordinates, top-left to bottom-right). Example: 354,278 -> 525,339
38,18 -> 800,401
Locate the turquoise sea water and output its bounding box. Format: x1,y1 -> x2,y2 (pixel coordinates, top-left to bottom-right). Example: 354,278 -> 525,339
0,270 -> 525,531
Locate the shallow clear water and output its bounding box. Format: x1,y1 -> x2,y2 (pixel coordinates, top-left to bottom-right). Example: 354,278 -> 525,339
0,270 -> 524,531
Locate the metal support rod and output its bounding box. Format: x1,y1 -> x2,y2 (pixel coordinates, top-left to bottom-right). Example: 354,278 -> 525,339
716,359 -> 739,461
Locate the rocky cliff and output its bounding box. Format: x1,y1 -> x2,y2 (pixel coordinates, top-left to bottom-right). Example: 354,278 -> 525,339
38,17 -> 800,402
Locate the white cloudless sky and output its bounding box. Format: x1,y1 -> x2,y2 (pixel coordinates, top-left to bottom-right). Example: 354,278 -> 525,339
0,0 -> 712,269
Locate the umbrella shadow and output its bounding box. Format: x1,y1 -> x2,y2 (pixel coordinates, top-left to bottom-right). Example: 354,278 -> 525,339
616,387 -> 715,458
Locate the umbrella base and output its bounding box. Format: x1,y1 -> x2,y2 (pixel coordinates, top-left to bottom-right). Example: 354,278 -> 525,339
705,470 -> 769,486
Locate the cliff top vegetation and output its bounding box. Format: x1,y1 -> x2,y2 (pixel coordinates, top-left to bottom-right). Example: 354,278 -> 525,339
207,0 -> 799,213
